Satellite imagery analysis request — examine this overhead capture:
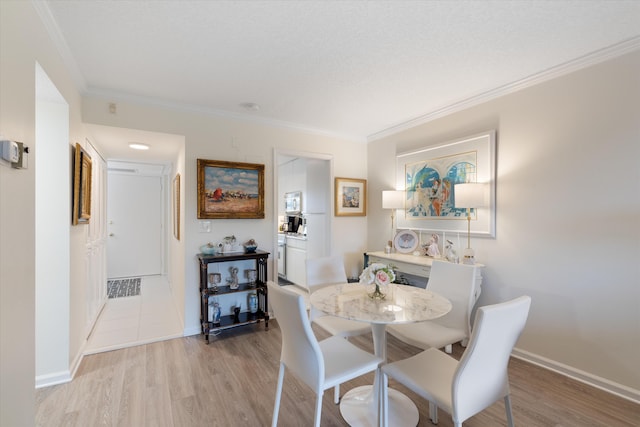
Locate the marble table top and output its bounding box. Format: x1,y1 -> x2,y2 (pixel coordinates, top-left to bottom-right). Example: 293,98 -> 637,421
310,283 -> 451,325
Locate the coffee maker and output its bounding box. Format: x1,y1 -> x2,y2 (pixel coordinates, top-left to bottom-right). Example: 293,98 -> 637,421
286,215 -> 303,234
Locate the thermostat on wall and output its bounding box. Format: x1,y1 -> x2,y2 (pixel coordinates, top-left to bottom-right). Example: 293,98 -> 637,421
1,139 -> 19,163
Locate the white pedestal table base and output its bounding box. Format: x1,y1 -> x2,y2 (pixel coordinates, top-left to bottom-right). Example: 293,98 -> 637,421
339,385 -> 418,427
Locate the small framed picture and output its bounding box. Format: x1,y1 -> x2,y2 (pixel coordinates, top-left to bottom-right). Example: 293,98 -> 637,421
72,142 -> 92,225
335,177 -> 366,217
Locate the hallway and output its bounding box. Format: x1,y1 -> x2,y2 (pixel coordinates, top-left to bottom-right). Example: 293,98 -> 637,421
85,275 -> 183,355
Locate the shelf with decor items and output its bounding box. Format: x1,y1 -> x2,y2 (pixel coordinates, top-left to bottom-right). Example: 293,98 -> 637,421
364,251 -> 483,302
197,250 -> 270,343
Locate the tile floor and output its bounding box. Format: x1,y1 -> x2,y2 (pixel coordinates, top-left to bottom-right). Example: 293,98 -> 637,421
85,275 -> 183,355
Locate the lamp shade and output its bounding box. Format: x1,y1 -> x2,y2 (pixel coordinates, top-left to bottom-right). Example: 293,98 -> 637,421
382,190 -> 405,209
454,183 -> 486,208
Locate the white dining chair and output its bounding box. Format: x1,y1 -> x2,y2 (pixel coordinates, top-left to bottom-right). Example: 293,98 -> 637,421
305,256 -> 371,338
268,282 -> 383,427
305,256 -> 372,404
381,295 -> 532,427
387,260 -> 477,353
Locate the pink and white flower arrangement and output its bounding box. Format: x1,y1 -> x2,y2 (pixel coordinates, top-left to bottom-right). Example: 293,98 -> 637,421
359,263 -> 396,298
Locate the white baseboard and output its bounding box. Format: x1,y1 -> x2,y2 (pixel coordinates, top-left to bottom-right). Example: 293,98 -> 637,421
35,370 -> 72,389
512,348 -> 640,404
184,326 -> 202,336
36,334 -> 88,388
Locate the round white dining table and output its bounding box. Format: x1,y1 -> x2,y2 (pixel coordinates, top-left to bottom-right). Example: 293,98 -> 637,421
310,283 -> 452,427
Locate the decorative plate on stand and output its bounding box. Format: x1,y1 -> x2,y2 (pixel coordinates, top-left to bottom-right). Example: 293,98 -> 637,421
394,230 -> 419,253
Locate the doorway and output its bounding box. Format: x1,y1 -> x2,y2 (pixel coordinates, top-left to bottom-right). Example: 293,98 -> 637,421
273,149 -> 333,282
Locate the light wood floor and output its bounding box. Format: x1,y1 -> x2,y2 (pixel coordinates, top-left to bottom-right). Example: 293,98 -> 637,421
36,321 -> 639,427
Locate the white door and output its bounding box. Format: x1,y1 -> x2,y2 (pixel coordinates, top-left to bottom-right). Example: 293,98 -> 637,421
107,173 -> 163,278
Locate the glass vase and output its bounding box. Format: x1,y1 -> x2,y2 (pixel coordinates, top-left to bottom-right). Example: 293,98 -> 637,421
368,283 -> 386,300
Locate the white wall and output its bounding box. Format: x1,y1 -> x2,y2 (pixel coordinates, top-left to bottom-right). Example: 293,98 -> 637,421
35,74 -> 70,383
169,143 -> 186,327
0,2 -> 88,424
368,50 -> 640,399
81,97 -> 369,335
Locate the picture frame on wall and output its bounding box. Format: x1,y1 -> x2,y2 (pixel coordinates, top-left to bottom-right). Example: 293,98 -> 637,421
72,142 -> 92,225
197,159 -> 265,219
173,173 -> 180,240
335,177 -> 367,217
395,131 -> 496,237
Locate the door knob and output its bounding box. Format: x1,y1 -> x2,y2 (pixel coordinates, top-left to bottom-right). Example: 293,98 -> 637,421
109,233 -> 114,237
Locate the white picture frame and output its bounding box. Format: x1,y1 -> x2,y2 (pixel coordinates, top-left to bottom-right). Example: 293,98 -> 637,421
395,131 -> 496,238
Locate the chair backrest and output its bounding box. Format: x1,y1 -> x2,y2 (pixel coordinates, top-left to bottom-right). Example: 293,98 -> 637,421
267,282 -> 324,393
426,260 -> 477,333
305,256 -> 347,291
304,256 -> 347,322
452,295 -> 532,423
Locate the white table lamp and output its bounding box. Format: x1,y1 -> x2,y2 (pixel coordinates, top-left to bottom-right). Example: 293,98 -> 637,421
454,183 -> 486,264
382,190 -> 405,249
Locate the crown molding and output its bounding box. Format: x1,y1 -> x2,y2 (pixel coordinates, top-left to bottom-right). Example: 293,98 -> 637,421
367,36 -> 640,142
33,0 -> 639,146
32,0 -> 87,92
84,89 -> 367,143
34,1 -> 365,143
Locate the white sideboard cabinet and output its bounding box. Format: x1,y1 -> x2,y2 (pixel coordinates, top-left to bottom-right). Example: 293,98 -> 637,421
364,251 -> 483,302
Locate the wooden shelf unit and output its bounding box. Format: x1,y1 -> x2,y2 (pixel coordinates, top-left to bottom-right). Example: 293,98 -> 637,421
197,250 -> 270,343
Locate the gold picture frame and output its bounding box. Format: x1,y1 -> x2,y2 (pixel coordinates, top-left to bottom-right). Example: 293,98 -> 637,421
173,173 -> 180,240
197,159 -> 265,219
335,177 -> 367,217
72,142 -> 92,225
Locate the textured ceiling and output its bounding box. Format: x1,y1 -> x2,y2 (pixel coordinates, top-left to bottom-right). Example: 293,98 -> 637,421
41,0 -> 640,159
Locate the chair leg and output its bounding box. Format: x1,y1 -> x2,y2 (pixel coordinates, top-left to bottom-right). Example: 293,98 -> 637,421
429,401 -> 439,424
314,392 -> 323,427
334,384 -> 340,404
272,363 -> 285,427
381,371 -> 389,427
504,395 -> 515,427
444,344 -> 452,354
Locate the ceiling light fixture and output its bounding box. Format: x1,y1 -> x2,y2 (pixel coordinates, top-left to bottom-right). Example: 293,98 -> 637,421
239,102 -> 260,112
128,142 -> 149,150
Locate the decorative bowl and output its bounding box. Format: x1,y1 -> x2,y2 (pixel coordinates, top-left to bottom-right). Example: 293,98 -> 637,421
244,244 -> 258,253
200,244 -> 217,255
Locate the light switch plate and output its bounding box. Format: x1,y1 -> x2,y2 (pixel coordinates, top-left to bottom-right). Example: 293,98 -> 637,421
199,221 -> 211,233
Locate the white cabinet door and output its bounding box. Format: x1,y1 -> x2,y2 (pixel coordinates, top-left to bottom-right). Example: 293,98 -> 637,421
305,158 -> 329,213
286,246 -> 306,286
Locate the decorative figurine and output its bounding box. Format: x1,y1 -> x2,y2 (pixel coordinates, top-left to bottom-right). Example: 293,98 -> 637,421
444,239 -> 459,263
222,235 -> 237,253
426,233 -> 440,257
209,297 -> 221,326
228,266 -> 240,289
